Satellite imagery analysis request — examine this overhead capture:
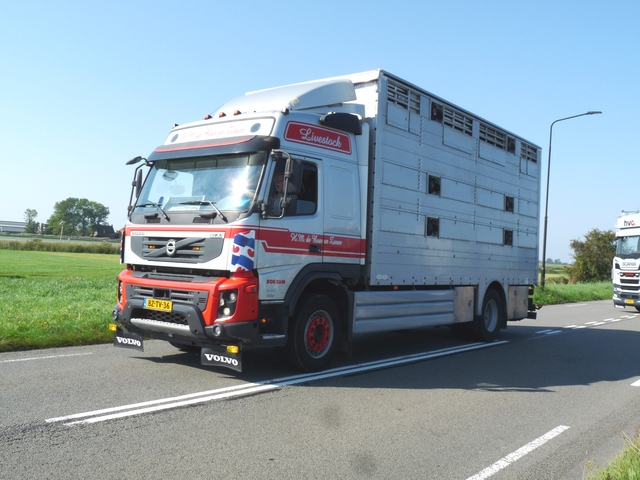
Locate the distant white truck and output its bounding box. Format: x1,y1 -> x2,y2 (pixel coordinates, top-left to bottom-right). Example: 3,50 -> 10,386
612,211 -> 640,310
111,70 -> 541,372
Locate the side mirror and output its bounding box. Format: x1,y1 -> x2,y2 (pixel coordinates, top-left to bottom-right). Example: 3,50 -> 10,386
134,169 -> 143,198
284,156 -> 303,192
126,156 -> 149,218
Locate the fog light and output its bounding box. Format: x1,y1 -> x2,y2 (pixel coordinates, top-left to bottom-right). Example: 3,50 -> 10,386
213,325 -> 222,337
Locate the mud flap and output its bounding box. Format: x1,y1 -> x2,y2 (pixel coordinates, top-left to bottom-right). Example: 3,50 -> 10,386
201,346 -> 242,372
113,327 -> 144,352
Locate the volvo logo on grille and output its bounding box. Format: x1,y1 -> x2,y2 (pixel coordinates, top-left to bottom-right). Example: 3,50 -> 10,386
166,239 -> 177,256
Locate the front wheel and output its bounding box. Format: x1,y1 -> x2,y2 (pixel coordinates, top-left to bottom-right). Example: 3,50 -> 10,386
287,294 -> 340,372
474,289 -> 503,342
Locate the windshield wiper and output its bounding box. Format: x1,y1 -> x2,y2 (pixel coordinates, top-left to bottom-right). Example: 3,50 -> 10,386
180,201 -> 228,223
137,202 -> 170,222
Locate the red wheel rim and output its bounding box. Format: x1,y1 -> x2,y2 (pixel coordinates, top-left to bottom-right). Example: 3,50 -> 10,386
305,311 -> 332,357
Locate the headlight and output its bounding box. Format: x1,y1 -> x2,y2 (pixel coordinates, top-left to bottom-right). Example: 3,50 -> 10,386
218,289 -> 238,318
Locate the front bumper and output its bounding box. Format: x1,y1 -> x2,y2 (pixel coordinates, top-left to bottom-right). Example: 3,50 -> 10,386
112,299 -> 288,349
612,287 -> 640,309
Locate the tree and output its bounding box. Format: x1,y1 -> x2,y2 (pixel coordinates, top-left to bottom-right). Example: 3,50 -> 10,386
45,198 -> 110,236
23,209 -> 38,234
566,228 -> 616,283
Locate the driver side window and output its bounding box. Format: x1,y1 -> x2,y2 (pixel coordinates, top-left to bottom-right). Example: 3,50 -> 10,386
268,161 -> 317,217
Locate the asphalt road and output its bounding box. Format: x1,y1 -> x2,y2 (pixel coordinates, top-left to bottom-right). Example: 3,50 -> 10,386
1,300 -> 639,479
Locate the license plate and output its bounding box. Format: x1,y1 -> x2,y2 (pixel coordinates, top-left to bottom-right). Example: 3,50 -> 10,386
144,298 -> 173,311
625,299 -> 634,305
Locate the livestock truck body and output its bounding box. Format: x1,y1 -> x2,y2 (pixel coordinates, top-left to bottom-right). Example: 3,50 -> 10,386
111,70 -> 541,372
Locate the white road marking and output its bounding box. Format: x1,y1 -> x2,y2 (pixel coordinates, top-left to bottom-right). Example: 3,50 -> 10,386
466,425 -> 570,480
631,379 -> 640,387
0,352 -> 93,363
46,341 -> 507,425
565,304 -> 587,307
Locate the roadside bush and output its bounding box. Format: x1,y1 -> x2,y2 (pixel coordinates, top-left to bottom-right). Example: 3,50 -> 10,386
566,228 -> 615,283
0,238 -> 119,255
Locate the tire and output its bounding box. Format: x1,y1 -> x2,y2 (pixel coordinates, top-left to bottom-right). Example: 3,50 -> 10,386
474,289 -> 503,342
287,294 -> 340,372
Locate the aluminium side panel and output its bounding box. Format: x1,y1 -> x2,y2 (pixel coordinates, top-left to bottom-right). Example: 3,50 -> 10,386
361,72 -> 541,288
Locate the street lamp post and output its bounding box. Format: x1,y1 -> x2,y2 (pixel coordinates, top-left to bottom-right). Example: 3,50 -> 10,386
540,111 -> 602,289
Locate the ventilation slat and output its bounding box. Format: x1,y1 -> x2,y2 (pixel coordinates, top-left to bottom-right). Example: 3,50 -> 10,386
387,80 -> 420,114
443,106 -> 473,136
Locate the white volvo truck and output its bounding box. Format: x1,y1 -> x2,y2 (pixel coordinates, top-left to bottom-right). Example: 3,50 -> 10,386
111,70 -> 541,372
612,211 -> 640,310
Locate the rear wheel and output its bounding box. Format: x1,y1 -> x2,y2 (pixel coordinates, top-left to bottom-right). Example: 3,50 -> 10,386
287,294 -> 340,372
474,289 -> 503,342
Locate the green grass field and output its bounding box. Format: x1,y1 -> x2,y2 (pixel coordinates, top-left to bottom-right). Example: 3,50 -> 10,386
0,249 -> 122,351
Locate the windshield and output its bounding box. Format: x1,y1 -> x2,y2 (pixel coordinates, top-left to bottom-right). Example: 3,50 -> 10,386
616,235 -> 640,258
135,153 -> 266,216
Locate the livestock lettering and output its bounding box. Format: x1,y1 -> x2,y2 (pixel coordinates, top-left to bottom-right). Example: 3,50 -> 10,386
284,121 -> 351,154
299,128 -> 343,149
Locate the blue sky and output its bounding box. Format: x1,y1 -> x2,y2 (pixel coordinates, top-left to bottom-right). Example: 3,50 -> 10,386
1,0 -> 637,262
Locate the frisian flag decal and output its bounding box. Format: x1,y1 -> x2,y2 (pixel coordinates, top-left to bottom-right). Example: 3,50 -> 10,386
231,230 -> 255,271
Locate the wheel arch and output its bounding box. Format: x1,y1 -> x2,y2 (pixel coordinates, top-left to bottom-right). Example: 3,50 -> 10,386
479,281 -> 508,329
283,265 -> 353,341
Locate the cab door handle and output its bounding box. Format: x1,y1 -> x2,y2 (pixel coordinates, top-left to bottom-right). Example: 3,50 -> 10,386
309,244 -> 321,253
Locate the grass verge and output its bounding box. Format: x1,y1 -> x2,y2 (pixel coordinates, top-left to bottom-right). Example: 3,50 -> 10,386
0,250 -> 121,351
587,431 -> 640,479
533,282 -> 612,305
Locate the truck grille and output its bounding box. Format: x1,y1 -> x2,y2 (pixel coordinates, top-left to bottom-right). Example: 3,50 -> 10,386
131,286 -> 208,307
130,235 -> 224,263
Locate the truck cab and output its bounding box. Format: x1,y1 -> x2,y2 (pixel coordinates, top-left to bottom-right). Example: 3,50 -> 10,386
113,79 -> 367,372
